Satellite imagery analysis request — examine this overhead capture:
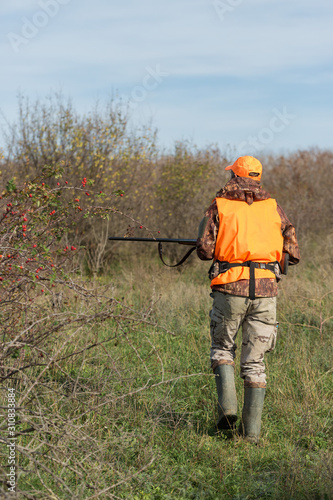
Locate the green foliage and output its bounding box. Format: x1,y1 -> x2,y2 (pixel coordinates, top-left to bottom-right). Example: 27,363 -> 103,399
5,178 -> 16,193
1,93 -> 159,272
154,142 -> 225,238
0,93 -> 332,498
0,252 -> 330,498
262,148 -> 333,237
0,164 -> 155,498
2,94 -> 333,271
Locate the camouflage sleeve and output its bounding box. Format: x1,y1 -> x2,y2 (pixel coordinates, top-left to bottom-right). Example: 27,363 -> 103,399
276,204 -> 300,264
196,201 -> 219,261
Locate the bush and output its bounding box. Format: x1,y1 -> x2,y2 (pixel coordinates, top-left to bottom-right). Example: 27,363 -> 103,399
2,94 -> 158,272
0,165 -> 170,497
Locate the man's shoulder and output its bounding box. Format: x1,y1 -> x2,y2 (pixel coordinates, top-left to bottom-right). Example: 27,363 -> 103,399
216,178 -> 271,202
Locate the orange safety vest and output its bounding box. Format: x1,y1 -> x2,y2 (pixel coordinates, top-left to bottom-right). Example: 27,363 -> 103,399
211,197 -> 283,288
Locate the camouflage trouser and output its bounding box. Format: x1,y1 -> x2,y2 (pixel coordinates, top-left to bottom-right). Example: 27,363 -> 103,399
209,291 -> 277,388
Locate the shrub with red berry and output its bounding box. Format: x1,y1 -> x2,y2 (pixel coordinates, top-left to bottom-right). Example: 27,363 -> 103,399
0,163 -> 166,496
0,164 -> 152,392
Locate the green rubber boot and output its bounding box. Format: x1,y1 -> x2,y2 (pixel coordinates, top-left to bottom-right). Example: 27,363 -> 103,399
214,365 -> 238,430
240,387 -> 266,443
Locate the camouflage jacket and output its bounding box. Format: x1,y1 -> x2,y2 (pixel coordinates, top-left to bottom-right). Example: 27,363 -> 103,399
196,177 -> 300,297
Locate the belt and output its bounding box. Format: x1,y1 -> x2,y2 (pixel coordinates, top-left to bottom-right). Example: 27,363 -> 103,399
208,260 -> 279,300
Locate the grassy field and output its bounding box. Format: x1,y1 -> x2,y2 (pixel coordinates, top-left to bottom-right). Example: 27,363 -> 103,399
1,239 -> 333,499
1,106 -> 332,498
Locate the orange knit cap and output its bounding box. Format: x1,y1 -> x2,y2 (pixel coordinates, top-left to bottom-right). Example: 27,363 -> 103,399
225,156 -> 262,181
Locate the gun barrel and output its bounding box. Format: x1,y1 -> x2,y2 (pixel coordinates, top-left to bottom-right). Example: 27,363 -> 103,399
108,237 -> 197,246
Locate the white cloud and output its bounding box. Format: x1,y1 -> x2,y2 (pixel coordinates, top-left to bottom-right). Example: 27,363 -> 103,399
1,0 -> 332,152
3,0 -> 332,77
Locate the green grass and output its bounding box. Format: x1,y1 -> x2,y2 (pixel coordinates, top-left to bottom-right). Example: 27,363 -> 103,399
1,254 -> 332,499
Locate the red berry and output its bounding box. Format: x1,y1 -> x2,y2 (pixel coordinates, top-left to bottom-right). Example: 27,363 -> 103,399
41,289 -> 44,293
139,226 -> 143,229
75,198 -> 79,202
57,182 -> 60,186
33,244 -> 37,248
65,181 -> 68,184
85,192 -> 89,196
42,183 -> 45,186
71,246 -> 76,251
120,193 -> 124,197
29,194 -> 32,198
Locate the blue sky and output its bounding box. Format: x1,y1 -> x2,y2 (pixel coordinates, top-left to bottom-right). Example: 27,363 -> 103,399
1,0 -> 332,155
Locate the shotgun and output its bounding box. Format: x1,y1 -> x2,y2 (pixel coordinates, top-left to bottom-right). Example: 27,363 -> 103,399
108,237 -> 290,274
108,237 -> 197,267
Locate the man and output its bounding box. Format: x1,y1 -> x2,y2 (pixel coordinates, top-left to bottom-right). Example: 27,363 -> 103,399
196,156 -> 300,443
